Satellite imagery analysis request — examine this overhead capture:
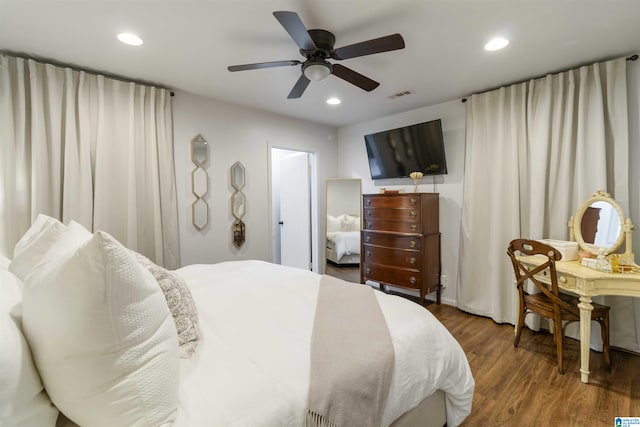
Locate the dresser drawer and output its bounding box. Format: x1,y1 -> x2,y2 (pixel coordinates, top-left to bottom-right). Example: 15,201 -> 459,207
364,195 -> 421,209
362,263 -> 422,290
363,246 -> 421,269
363,208 -> 420,222
362,232 -> 422,250
364,220 -> 421,233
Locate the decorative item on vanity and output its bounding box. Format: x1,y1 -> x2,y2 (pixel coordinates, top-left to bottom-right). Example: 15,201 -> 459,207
230,161 -> 246,248
191,135 -> 209,231
409,171 -> 424,193
568,190 -> 637,272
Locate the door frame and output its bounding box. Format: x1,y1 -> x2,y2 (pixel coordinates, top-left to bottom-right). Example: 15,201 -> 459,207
268,144 -> 319,273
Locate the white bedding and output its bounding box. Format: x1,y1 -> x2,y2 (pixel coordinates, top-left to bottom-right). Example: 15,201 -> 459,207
174,260 -> 474,427
326,230 -> 360,260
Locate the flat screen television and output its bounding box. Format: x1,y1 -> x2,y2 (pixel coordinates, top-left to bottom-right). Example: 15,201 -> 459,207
364,119 -> 447,179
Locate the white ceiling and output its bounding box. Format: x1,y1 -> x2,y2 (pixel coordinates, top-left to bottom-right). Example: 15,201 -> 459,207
1,0 -> 639,127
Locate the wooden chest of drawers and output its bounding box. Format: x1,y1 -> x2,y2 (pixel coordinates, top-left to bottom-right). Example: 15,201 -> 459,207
360,193 -> 441,305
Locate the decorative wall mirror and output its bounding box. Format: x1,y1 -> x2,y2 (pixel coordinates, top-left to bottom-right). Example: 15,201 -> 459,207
191,135 -> 209,230
230,161 -> 246,248
569,190 -> 635,265
325,178 -> 362,269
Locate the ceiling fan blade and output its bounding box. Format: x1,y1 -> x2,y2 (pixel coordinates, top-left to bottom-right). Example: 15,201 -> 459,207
331,64 -> 379,92
287,74 -> 311,99
228,60 -> 301,72
273,11 -> 317,51
331,34 -> 405,60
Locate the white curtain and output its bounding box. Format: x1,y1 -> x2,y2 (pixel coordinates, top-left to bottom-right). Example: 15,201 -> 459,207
0,55 -> 180,269
458,57 -> 639,352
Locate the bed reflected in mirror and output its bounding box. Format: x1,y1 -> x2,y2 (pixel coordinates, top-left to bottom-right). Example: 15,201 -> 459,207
325,179 -> 361,283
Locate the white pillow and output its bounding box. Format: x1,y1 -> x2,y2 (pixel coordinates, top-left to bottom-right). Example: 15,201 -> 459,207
327,215 -> 341,233
9,215 -> 66,281
133,251 -> 201,359
0,255 -> 9,271
340,214 -> 360,232
22,231 -> 180,427
0,270 -> 59,426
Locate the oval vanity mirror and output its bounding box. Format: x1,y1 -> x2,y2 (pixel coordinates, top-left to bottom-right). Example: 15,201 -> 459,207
572,191 -> 624,255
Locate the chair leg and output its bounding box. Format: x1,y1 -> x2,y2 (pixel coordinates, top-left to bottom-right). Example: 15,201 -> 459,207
514,308 -> 526,347
600,314 -> 611,369
554,316 -> 565,374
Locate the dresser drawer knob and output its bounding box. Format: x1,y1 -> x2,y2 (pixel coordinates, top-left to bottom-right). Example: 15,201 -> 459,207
409,211 -> 416,217
366,251 -> 371,257
409,240 -> 417,248
366,236 -> 371,243
409,277 -> 417,284
367,211 -> 372,216
410,198 -> 417,205
410,224 -> 417,231
367,199 -> 371,205
367,223 -> 372,229
409,257 -> 416,264
366,268 -> 371,275
559,276 -> 567,284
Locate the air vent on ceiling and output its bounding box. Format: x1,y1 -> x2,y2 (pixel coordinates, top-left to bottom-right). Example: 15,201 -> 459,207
388,90 -> 413,100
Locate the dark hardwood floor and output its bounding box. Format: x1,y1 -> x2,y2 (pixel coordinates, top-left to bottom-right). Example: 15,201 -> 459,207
324,263 -> 360,282
427,304 -> 640,427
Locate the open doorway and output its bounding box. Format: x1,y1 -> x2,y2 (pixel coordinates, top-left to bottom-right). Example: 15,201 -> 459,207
270,147 -> 318,272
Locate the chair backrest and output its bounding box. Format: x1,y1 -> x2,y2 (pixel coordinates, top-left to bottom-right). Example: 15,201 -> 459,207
506,239 -> 576,314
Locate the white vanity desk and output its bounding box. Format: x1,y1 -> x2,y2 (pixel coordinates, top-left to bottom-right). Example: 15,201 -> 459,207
517,255 -> 640,383
520,190 -> 639,383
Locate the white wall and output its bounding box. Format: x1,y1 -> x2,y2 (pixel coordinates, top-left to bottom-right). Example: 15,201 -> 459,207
337,100 -> 466,305
173,91 -> 338,267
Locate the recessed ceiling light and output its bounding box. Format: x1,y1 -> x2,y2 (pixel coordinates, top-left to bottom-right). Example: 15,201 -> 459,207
117,32 -> 143,46
484,37 -> 509,51
326,97 -> 341,105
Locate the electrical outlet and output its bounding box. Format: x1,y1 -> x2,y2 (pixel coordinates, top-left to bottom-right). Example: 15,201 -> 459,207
440,274 -> 447,286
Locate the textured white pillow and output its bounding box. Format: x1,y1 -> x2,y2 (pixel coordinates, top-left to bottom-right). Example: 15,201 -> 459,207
22,231 -> 180,427
9,215 -> 66,281
0,270 -> 59,427
133,252 -> 200,358
340,214 -> 359,232
327,215 -> 341,233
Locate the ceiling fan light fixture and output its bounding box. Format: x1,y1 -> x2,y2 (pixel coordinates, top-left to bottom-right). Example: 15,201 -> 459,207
303,62 -> 332,81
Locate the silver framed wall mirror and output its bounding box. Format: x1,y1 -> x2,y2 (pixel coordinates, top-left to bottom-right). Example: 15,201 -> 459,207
191,135 -> 208,166
231,161 -> 246,190
191,135 -> 209,231
230,161 -> 246,247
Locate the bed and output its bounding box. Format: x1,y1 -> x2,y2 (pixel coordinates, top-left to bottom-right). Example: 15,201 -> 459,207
1,215 -> 474,427
326,214 -> 361,265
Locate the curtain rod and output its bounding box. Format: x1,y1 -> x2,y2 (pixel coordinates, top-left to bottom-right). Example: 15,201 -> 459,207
0,49 -> 175,97
460,54 -> 638,103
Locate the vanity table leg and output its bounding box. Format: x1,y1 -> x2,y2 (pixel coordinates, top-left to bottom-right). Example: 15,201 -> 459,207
577,296 -> 594,383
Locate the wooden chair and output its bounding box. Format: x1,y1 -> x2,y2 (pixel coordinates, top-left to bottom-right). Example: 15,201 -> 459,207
507,238 -> 611,374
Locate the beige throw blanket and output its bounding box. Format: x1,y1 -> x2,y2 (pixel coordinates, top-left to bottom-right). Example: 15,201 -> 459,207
307,275 -> 395,427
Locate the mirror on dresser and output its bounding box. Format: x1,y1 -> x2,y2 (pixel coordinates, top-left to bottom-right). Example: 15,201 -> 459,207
569,190 -> 635,266
324,179 -> 361,282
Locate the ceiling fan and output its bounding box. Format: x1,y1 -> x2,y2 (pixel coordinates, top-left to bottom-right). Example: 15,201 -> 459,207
227,11 -> 405,99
